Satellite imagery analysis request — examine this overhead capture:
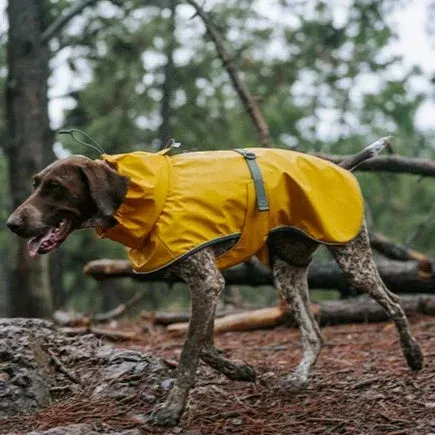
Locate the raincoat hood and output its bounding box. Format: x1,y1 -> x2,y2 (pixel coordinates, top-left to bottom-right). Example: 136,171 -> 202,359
97,148 -> 364,273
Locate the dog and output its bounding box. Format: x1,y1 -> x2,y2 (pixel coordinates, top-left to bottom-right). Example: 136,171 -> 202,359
6,139 -> 423,426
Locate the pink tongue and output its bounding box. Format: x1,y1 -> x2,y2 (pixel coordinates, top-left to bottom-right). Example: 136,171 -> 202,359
27,230 -> 55,257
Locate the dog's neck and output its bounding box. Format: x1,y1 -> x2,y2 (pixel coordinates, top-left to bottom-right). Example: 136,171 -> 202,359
80,215 -> 118,230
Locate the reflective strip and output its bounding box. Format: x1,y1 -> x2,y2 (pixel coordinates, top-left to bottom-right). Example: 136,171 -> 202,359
234,149 -> 269,211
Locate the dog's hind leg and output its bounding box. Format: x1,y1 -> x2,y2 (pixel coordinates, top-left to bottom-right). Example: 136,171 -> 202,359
272,258 -> 323,390
150,248 -> 225,426
328,222 -> 423,371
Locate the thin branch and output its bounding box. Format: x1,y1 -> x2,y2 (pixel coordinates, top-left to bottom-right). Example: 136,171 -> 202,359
41,0 -> 99,45
315,153 -> 435,177
92,292 -> 146,322
405,200 -> 435,246
159,0 -> 177,148
46,347 -> 82,384
185,0 -> 272,148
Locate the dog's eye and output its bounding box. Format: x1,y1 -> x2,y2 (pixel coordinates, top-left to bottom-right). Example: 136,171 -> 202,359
47,181 -> 62,192
39,180 -> 64,197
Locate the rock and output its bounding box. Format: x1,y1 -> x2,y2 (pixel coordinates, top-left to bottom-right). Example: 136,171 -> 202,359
0,319 -> 56,417
0,318 -> 173,421
161,378 -> 175,391
16,423 -> 141,435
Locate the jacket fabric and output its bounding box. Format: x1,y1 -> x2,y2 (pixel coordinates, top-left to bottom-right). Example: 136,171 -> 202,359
97,148 -> 364,273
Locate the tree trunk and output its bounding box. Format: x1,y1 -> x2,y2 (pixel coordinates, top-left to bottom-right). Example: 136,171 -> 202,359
5,0 -> 53,316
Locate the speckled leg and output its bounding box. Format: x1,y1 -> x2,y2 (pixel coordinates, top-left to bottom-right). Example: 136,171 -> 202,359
150,248 -> 225,426
197,240 -> 256,382
200,306 -> 256,382
328,222 -> 423,371
272,258 -> 323,390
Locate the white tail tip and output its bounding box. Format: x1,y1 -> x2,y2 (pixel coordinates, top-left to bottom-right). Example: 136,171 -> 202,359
366,136 -> 392,157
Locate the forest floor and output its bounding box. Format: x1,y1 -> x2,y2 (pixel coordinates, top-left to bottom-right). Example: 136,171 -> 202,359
2,314 -> 435,434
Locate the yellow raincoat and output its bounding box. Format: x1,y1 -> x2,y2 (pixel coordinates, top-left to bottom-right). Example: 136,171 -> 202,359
97,148 -> 363,273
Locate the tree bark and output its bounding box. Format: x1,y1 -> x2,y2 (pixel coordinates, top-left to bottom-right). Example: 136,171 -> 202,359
40,0 -> 99,45
5,0 -> 53,316
83,258 -> 435,294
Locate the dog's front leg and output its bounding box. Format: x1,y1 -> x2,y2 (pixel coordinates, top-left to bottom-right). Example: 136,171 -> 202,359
150,248 -> 224,426
200,305 -> 256,381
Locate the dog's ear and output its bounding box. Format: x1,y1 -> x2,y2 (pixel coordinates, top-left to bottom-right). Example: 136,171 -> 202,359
81,161 -> 129,219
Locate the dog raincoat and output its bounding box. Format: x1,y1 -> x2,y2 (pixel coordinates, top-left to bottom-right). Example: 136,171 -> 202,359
97,148 -> 364,273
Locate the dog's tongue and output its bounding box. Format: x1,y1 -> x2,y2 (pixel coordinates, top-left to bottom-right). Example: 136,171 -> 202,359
27,230 -> 55,257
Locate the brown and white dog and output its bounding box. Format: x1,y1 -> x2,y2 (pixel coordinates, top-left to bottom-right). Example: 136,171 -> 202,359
6,139 -> 423,426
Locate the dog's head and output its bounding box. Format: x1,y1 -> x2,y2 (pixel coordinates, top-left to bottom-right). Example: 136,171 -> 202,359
6,155 -> 129,256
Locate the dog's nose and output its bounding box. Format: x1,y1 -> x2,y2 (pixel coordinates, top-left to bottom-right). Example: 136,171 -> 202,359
6,214 -> 23,234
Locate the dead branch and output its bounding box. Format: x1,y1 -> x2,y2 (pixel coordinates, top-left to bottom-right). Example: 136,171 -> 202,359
84,258 -> 435,294
148,309 -> 232,326
166,294 -> 435,335
89,327 -> 138,341
185,0 -> 272,147
167,306 -> 286,334
56,324 -> 139,340
369,232 -> 428,262
92,292 -> 145,322
41,0 -> 99,44
315,153 -> 435,177
46,348 -> 82,384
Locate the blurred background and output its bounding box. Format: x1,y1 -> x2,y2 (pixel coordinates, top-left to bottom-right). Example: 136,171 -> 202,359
0,0 -> 434,318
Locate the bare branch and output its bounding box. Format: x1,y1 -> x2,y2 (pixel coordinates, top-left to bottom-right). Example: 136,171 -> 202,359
369,232 -> 428,262
405,201 -> 435,246
92,292 -> 145,322
316,153 -> 435,177
41,0 -> 99,45
185,0 -> 272,148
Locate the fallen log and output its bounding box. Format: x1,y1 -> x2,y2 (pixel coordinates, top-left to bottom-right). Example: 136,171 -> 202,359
148,309 -> 229,326
84,258 -> 435,293
166,294 -> 435,335
368,232 -> 428,262
307,259 -> 434,293
167,306 -> 287,334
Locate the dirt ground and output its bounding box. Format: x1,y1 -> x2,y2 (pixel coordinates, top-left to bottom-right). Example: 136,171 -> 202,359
2,314 -> 435,434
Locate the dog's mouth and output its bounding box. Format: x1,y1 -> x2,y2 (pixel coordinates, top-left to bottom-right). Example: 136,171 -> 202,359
27,218 -> 73,257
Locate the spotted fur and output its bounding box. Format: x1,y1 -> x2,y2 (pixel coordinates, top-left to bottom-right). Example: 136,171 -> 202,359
149,221 -> 423,426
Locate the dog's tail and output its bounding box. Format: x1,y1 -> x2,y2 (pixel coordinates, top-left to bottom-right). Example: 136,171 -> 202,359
339,136 -> 391,171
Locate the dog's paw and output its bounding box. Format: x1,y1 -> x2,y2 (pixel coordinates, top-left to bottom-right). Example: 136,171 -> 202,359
148,403 -> 182,427
274,374 -> 309,393
225,361 -> 256,382
404,340 -> 424,372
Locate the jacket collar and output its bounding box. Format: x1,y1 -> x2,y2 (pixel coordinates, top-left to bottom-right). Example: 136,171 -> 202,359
97,152 -> 170,249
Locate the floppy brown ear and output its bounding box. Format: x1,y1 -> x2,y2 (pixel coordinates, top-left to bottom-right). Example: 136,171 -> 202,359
81,161 -> 129,219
